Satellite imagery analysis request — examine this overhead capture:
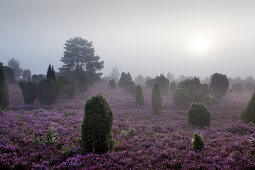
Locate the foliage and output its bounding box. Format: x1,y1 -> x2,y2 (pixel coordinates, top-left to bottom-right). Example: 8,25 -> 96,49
44,126 -> 57,145
177,77 -> 201,92
210,73 -> 229,99
192,132 -> 204,151
188,103 -> 211,127
119,72 -> 132,88
125,84 -> 137,95
57,75 -> 77,99
155,74 -> 169,95
241,93 -> 255,123
59,37 -> 104,75
2,66 -> 16,84
169,82 -> 176,92
23,69 -> 31,80
135,75 -> 144,84
200,83 -> 210,95
8,58 -> 23,79
135,85 -> 144,105
78,75 -> 88,93
109,79 -> 116,89
145,78 -> 156,88
152,84 -> 162,114
18,80 -> 38,104
81,94 -> 114,154
32,74 -> 45,83
232,83 -> 243,93
172,88 -> 190,106
0,66 -> 9,109
109,67 -> 120,81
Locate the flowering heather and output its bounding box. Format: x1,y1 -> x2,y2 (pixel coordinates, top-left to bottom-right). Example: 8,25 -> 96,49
0,83 -> 255,169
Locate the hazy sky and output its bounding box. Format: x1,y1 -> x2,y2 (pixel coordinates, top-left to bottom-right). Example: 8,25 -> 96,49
1,0 -> 255,78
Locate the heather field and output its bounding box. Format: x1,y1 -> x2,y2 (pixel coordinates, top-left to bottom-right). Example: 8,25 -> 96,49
0,82 -> 255,169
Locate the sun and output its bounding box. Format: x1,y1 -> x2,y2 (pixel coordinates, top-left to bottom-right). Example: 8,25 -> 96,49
189,36 -> 212,55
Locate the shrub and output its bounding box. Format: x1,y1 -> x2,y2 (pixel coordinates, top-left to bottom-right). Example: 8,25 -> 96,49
18,80 -> 38,104
57,75 -> 77,98
152,84 -> 162,114
2,66 -> 16,84
188,103 -> 211,127
192,132 -> 204,151
169,82 -> 176,92
32,74 -> 45,83
45,126 -> 57,145
155,74 -> 169,95
38,79 -> 57,105
172,88 -> 190,106
81,94 -> 114,154
190,91 -> 204,103
119,72 -> 132,88
200,83 -> 210,95
210,73 -> 229,99
177,77 -> 201,91
109,79 -> 116,89
232,83 -> 243,93
0,66 -> 9,109
135,85 -> 144,105
127,128 -> 137,137
78,75 -> 88,92
241,93 -> 255,123
23,69 -> 31,80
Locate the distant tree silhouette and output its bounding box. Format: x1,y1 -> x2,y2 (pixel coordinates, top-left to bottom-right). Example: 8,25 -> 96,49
109,66 -> 120,80
8,58 -> 23,79
23,69 -> 31,80
59,37 -> 104,75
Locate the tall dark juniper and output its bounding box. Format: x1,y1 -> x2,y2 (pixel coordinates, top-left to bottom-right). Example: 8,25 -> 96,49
38,65 -> 57,105
81,94 -> 114,154
135,85 -> 144,105
0,66 -> 9,109
152,83 -> 162,114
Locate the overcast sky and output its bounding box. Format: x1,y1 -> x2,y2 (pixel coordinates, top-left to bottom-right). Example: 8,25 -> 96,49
1,0 -> 255,78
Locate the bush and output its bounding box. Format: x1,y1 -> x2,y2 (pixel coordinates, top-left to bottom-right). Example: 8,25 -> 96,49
241,93 -> 255,123
232,83 -> 243,93
78,75 -> 88,92
38,79 -> 57,105
18,80 -> 38,104
145,78 -> 156,88
81,94 -> 114,154
155,74 -> 169,95
125,84 -> 137,95
210,73 -> 229,99
3,66 -> 16,84
32,74 -> 45,83
177,77 -> 201,91
57,75 -> 77,98
45,126 -> 57,145
109,79 -> 116,89
200,83 -> 210,95
188,103 -> 211,127
0,66 -> 9,109
172,88 -> 190,106
135,85 -> 144,105
152,84 -> 162,114
190,91 -> 204,103
119,72 -> 132,88
169,82 -> 176,92
192,132 -> 204,151
23,69 -> 31,80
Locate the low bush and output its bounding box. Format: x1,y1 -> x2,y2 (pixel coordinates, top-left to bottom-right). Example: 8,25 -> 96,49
188,103 -> 211,127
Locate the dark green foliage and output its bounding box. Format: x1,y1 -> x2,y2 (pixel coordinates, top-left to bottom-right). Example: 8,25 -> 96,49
38,79 -> 57,105
152,84 -> 162,114
177,77 -> 201,91
232,83 -> 243,93
172,88 -> 190,106
23,69 -> 31,80
200,83 -> 210,95
192,132 -> 204,151
3,66 -> 16,84
45,126 -> 57,145
241,93 -> 255,123
78,75 -> 88,92
155,74 -> 169,95
59,37 -> 104,74
32,74 -> 45,83
57,75 -> 77,99
47,65 -> 57,82
135,85 -> 144,105
190,91 -> 204,103
210,73 -> 229,99
109,79 -> 116,89
188,103 -> 211,127
169,82 -> 176,92
125,85 -> 137,95
0,66 -> 9,109
18,80 -> 38,104
119,72 -> 132,88
81,94 -> 114,154
145,78 -> 156,88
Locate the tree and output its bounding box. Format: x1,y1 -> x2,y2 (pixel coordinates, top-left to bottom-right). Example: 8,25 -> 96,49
59,37 -> 104,74
109,66 -> 120,80
23,69 -> 31,80
210,73 -> 229,99
8,58 -> 23,79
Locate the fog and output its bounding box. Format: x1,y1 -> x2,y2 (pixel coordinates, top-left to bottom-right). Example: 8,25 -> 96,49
1,0 -> 255,78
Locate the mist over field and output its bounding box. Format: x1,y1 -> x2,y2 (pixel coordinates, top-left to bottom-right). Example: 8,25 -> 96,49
1,0 -> 255,169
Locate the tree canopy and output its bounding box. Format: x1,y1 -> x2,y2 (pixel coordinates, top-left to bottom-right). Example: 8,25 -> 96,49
59,37 -> 104,74
8,58 -> 23,79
